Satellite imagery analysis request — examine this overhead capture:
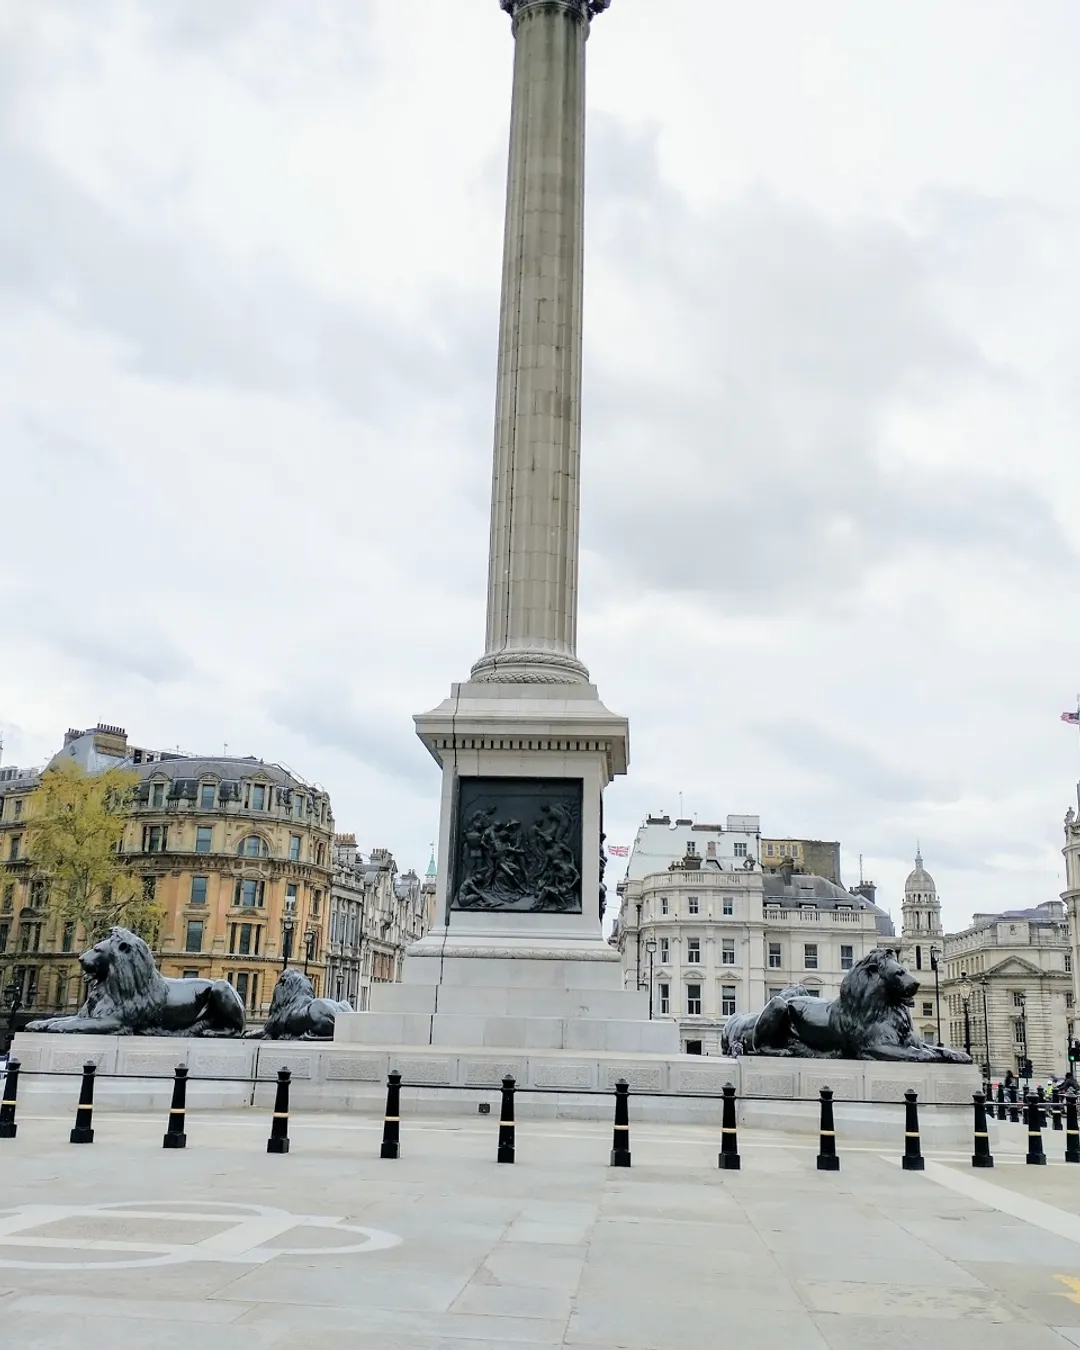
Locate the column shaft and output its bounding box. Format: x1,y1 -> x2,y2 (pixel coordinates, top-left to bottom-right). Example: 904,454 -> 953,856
473,1 -> 593,684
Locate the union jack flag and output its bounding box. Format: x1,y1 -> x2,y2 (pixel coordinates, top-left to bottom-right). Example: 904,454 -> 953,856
1062,711 -> 1080,726
607,844 -> 629,857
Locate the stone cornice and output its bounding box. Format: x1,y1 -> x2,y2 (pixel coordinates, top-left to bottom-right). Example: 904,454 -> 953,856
500,0 -> 610,25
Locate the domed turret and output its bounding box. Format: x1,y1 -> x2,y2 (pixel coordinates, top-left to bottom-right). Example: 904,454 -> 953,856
904,848 -> 937,903
901,845 -> 942,942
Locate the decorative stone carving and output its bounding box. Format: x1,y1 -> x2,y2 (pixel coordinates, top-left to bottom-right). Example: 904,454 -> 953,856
451,778 -> 583,914
399,1058 -> 454,1085
324,1055 -> 385,1082
26,927 -> 245,1038
245,969 -> 350,1041
743,1072 -> 796,1099
465,1059 -> 527,1087
534,1062 -> 593,1089
721,950 -> 972,1063
499,0 -> 611,21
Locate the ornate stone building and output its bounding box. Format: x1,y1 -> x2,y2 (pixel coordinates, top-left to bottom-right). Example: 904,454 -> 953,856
894,850 -> 945,1044
328,836 -> 431,1009
0,725 -> 336,1021
615,814 -> 894,1054
941,901 -> 1072,1080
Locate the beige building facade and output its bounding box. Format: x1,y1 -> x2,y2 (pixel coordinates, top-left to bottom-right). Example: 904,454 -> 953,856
328,836 -> 432,1008
941,901 -> 1072,1080
0,725 -> 335,1022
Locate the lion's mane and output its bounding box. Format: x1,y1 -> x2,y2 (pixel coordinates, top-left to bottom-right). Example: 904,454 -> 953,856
80,927 -> 168,1028
832,949 -> 911,1053
264,968 -> 313,1028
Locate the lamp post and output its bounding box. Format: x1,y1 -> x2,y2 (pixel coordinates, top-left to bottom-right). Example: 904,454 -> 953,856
281,902 -> 296,971
979,978 -> 991,1080
958,971 -> 973,1060
645,938 -> 657,1020
635,901 -> 643,990
303,929 -> 316,978
2,977 -> 22,1055
1017,991 -> 1029,1083
929,946 -> 942,1045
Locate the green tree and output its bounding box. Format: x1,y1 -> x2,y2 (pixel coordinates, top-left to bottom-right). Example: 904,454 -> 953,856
25,762 -> 159,943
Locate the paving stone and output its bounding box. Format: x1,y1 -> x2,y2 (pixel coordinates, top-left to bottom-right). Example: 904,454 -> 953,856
3,1109 -> 1080,1349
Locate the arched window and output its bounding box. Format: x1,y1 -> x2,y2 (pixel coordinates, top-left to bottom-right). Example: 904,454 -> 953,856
237,835 -> 269,859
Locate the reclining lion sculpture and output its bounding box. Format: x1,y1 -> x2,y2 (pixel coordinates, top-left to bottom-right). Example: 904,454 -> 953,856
26,926 -> 245,1037
722,949 -> 971,1062
245,967 -> 351,1040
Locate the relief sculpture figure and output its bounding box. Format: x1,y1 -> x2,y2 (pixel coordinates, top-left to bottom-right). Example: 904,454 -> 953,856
721,949 -> 971,1062
455,797 -> 582,912
26,926 -> 245,1037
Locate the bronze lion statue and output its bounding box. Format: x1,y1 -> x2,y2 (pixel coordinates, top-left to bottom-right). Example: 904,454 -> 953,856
26,926 -> 245,1037
246,967 -> 350,1040
721,949 -> 971,1062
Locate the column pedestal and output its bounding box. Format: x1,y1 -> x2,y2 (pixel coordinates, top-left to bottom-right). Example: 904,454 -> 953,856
335,681 -> 677,1054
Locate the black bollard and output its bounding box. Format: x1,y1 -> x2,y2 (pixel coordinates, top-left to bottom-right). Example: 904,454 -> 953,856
497,1075 -> 516,1164
971,1091 -> 993,1169
718,1081 -> 741,1171
901,1089 -> 924,1171
816,1086 -> 840,1172
1052,1087 -> 1064,1133
70,1061 -> 97,1144
1037,1085 -> 1048,1129
266,1067 -> 291,1155
1065,1090 -> 1080,1164
996,1082 -> 1006,1121
0,1057 -> 20,1140
162,1064 -> 188,1150
1025,1092 -> 1046,1166
610,1079 -> 631,1168
379,1070 -> 401,1160
1008,1083 -> 1020,1124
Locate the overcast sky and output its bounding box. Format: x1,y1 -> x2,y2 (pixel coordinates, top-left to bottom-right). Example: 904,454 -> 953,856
2,0 -> 1079,934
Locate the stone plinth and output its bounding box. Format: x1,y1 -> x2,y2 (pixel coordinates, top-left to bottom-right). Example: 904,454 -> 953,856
10,1034 -> 984,1144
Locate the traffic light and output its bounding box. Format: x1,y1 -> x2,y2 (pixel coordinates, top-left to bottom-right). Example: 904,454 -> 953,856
1020,1057 -> 1033,1080
1069,1040 -> 1080,1065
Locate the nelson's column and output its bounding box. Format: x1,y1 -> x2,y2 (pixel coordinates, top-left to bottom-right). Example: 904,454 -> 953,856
338,0 -> 677,1054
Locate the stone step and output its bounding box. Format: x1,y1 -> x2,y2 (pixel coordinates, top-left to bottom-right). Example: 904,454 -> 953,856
334,1011 -> 679,1054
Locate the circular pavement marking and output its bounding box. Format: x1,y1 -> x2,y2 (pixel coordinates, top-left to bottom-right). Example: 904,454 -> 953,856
0,1200 -> 401,1271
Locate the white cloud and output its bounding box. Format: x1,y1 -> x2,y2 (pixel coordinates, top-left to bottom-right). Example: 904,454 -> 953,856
1,0 -> 1078,932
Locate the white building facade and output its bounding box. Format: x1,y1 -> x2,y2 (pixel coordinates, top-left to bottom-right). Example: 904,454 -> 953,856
615,814 -> 894,1054
893,850 -> 946,1044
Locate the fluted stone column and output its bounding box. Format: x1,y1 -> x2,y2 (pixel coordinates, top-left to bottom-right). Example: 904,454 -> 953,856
471,0 -> 611,685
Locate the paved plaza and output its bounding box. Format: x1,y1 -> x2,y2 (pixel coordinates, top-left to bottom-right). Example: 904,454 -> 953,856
2,1106 -> 1080,1348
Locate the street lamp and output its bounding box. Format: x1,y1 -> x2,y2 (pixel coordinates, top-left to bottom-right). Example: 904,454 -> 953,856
929,946 -> 942,1045
303,929 -> 317,977
958,971 -> 973,1060
1016,991 -> 1029,1082
281,896 -> 296,971
635,902 -> 643,990
645,938 -> 657,1021
2,977 -> 22,1055
978,979 -> 991,1080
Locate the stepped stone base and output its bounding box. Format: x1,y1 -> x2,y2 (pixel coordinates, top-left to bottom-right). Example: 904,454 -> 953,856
336,952 -> 679,1054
